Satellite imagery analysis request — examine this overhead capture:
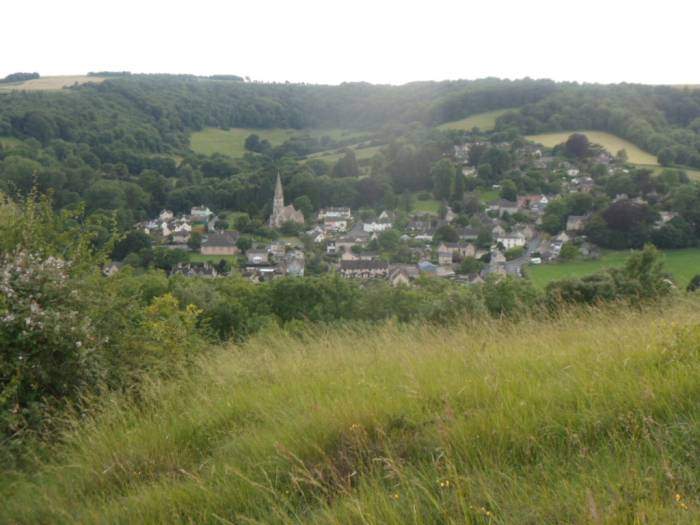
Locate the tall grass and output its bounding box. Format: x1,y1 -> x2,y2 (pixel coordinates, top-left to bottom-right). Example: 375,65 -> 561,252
2,300 -> 700,523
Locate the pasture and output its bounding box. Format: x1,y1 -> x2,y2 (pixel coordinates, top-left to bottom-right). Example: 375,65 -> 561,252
0,75 -> 105,92
437,108 -> 513,132
308,144 -> 384,164
527,247 -> 700,289
189,127 -> 366,157
526,130 -> 659,165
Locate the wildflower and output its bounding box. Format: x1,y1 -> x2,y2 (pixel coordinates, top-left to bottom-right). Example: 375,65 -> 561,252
392,493 -> 400,500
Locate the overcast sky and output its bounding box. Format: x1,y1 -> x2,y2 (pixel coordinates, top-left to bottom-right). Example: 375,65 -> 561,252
2,0 -> 697,85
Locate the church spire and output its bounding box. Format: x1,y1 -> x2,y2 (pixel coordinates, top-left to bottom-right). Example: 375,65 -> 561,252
274,172 -> 284,206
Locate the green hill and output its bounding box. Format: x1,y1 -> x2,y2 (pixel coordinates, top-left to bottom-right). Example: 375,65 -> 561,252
0,75 -> 105,92
3,301 -> 699,523
437,108 -> 514,132
526,130 -> 659,165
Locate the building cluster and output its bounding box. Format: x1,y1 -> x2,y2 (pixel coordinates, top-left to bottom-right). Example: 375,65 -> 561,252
120,136 -> 684,286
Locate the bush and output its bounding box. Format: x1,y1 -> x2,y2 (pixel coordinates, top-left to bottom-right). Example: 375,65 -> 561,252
504,246 -> 525,261
687,274 -> 700,292
0,252 -> 101,446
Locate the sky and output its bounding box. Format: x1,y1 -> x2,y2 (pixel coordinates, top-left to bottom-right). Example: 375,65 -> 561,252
2,0 -> 698,85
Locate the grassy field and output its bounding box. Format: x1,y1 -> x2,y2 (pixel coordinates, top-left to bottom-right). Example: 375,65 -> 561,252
412,194 -> 441,213
0,75 -> 105,92
528,247 -> 700,289
526,130 -> 659,165
0,136 -> 23,148
3,301 -> 700,523
437,108 -> 514,132
643,164 -> 700,182
307,144 -> 384,165
189,127 -> 366,157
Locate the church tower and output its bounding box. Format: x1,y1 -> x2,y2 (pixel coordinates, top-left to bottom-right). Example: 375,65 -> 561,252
273,173 -> 284,215
269,172 -> 305,228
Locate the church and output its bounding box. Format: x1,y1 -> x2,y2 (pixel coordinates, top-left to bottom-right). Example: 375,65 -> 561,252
268,173 -> 305,228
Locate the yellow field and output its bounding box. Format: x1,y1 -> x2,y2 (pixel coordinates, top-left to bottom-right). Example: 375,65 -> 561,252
526,130 -> 659,165
437,108 -> 514,132
0,75 -> 105,92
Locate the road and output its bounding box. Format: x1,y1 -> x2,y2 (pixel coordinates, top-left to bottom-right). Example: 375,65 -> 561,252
505,235 -> 541,277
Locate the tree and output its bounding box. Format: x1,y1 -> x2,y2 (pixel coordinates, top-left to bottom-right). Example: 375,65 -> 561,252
559,242 -> 580,260
244,134 -> 260,152
500,180 -> 518,201
565,133 -> 590,158
378,229 -> 400,252
453,170 -> 465,202
457,257 -> 484,275
236,236 -> 253,252
293,195 -> 313,220
431,158 -> 455,200
434,224 -> 459,243
111,230 -> 152,261
658,147 -> 675,167
188,231 -> 202,251
332,150 -> 359,178
476,228 -> 493,249
616,149 -> 628,163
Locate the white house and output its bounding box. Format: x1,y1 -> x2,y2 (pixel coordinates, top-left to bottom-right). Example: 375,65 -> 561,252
318,207 -> 352,220
497,232 -> 526,249
323,217 -> 348,232
363,221 -> 392,233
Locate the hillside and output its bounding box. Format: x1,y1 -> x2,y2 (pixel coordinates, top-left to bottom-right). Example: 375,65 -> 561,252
526,130 -> 659,165
436,108 -> 514,132
3,301 -> 699,524
189,127 -> 368,157
0,75 -> 105,92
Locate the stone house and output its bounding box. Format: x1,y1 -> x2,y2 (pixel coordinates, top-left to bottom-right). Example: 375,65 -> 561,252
339,260 -> 389,279
201,232 -> 240,256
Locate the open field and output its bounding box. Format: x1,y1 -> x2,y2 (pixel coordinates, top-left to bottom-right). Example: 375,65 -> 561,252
0,136 -> 23,148
3,301 -> 700,523
308,144 -> 384,165
528,247 -> 700,289
189,127 -> 367,157
437,108 -> 514,132
526,130 -> 659,165
642,164 -> 700,182
0,75 -> 105,92
411,193 -> 441,213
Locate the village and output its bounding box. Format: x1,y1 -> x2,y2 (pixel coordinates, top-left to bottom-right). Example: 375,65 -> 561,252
116,135 -> 682,287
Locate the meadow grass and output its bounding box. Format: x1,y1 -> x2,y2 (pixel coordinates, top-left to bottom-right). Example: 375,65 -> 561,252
411,193 -> 441,213
189,128 -> 366,157
437,109 -> 514,132
0,136 -> 24,148
307,144 -> 384,165
0,75 -> 105,92
642,164 -> 700,182
2,300 -> 700,523
526,130 -> 659,165
528,247 -> 700,289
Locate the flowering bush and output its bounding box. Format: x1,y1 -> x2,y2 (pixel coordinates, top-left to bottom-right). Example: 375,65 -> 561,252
0,251 -> 103,442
